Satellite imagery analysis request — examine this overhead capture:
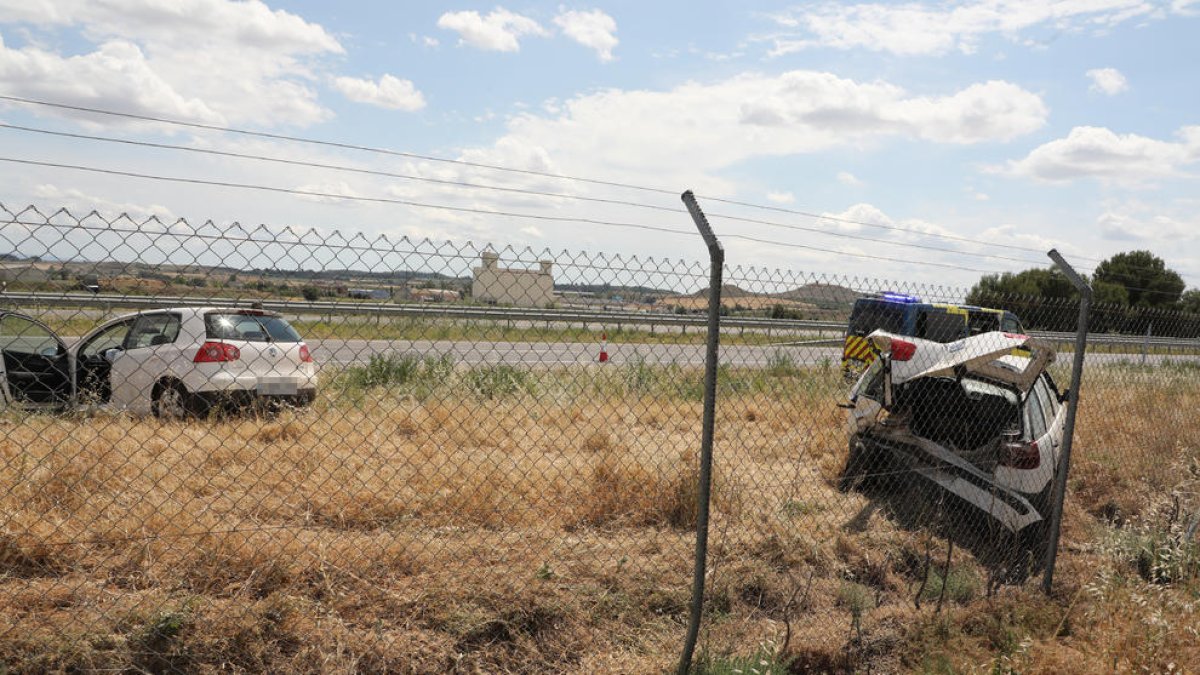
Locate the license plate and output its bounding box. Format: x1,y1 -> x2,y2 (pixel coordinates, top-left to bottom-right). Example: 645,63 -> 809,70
257,379 -> 299,396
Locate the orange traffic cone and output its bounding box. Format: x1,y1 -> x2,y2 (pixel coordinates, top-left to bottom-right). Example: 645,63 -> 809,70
598,331 -> 609,363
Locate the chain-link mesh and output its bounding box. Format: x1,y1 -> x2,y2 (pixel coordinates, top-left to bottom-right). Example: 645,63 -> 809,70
1,203 -> 1198,672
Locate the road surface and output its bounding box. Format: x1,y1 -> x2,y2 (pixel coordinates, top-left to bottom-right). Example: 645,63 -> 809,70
306,338 -> 1197,369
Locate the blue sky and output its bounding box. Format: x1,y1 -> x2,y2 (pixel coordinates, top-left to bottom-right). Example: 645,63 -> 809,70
0,0 -> 1198,290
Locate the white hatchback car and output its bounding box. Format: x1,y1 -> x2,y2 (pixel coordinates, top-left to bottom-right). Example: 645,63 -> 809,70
843,330 -> 1066,543
74,307 -> 318,417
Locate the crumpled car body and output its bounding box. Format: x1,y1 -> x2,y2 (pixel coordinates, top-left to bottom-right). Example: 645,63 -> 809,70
843,330 -> 1066,535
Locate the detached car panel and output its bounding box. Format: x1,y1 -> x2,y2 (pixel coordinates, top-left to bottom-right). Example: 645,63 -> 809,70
844,330 -> 1065,534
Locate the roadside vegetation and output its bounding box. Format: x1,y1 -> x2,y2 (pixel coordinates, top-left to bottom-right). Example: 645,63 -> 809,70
0,357 -> 1197,672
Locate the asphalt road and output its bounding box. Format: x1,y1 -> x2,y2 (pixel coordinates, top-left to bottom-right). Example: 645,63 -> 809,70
307,338 -> 1197,369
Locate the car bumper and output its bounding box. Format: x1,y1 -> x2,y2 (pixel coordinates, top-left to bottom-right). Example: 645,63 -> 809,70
190,387 -> 317,411
855,432 -> 1044,532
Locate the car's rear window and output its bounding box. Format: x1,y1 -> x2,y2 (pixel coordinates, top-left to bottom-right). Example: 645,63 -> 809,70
916,308 -> 965,342
847,300 -> 905,336
205,313 -> 302,343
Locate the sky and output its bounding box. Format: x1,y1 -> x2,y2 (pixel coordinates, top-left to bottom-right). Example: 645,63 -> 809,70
0,0 -> 1198,292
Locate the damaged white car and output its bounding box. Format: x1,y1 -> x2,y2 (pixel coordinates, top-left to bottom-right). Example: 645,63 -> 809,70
841,330 -> 1065,547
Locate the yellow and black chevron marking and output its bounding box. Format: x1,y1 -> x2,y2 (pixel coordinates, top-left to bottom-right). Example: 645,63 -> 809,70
841,335 -> 876,371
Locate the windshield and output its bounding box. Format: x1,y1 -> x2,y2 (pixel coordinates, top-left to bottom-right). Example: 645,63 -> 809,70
848,300 -> 905,336
205,313 -> 302,343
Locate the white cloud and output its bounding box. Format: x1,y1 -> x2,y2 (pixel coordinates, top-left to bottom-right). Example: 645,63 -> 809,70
0,35 -> 225,123
767,0 -> 1166,56
437,8 -> 546,52
1000,126 -> 1200,184
1086,67 -> 1129,95
553,8 -> 618,61
737,75 -> 1046,144
1174,0 -> 1200,15
1096,200 -> 1200,242
0,0 -> 342,127
837,171 -> 862,186
333,74 -> 426,112
458,71 -> 1045,199
32,183 -> 175,220
766,191 -> 795,203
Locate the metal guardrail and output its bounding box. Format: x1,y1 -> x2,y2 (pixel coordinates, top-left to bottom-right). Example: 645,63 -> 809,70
2,291 -> 1198,348
0,291 -> 846,332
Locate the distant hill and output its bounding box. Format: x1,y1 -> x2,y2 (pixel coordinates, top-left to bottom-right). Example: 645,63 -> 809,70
689,284 -> 756,299
773,283 -> 860,309
554,283 -> 672,297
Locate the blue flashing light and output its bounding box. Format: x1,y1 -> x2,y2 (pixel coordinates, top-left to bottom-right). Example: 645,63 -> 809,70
880,292 -> 921,304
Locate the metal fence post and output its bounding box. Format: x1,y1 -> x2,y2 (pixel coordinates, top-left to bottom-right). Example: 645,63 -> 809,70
677,190 -> 724,675
1141,322 -> 1151,366
1043,249 -> 1092,594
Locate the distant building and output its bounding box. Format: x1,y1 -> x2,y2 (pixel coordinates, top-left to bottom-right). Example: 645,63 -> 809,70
472,252 -> 554,308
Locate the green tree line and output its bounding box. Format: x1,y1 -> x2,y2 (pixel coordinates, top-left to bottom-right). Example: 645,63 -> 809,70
967,250 -> 1200,335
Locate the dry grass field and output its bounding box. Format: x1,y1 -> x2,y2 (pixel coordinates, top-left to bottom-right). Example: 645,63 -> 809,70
1,359 -> 1197,673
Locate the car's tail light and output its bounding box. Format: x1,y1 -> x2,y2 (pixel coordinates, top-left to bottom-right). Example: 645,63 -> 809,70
299,344 -> 313,363
890,338 -> 917,361
194,341 -> 240,363
999,440 -> 1040,470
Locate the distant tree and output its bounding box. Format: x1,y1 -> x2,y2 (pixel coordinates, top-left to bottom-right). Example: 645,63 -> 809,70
965,268 -> 1075,306
1180,289 -> 1200,314
301,285 -> 321,302
1092,250 -> 1185,308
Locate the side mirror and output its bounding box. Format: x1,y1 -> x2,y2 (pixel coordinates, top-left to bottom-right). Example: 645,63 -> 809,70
103,348 -> 122,363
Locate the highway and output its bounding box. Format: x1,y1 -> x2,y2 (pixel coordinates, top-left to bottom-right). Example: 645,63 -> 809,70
306,338 -> 1196,370
7,290 -> 1199,351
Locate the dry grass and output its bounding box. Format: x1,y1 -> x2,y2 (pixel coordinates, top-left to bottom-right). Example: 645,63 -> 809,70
0,364 -> 1197,673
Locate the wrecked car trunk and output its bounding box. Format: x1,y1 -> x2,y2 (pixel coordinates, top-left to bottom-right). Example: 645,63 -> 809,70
844,330 -> 1062,535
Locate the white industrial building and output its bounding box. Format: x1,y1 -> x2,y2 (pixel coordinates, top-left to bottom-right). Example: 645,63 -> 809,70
471,252 -> 555,308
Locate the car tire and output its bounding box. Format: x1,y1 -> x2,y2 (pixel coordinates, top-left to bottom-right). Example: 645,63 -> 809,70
152,381 -> 191,420
839,436 -> 888,492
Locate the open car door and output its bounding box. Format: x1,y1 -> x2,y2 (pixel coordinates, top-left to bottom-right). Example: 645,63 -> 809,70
0,311 -> 72,410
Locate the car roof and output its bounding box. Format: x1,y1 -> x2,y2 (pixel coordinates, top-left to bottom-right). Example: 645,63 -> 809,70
103,307 -> 282,323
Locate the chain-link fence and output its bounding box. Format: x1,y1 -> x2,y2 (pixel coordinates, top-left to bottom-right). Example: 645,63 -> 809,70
1,202 -> 1198,673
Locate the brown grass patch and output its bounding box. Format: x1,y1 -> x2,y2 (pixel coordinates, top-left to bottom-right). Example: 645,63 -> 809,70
0,368 -> 1196,672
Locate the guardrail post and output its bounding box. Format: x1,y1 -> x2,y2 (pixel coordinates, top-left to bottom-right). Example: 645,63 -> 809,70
677,190 -> 723,675
1042,249 -> 1092,594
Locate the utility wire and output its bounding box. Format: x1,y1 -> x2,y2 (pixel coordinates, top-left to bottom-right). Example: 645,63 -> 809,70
0,94 -> 1088,262
0,156 -> 1015,275
0,93 -> 676,197
702,195 -> 1106,264
0,122 -> 684,216
0,123 -> 1056,269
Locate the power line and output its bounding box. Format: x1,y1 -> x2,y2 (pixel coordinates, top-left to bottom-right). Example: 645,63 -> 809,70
0,156 -> 1014,275
0,93 -> 1089,262
702,196 -> 1106,264
0,122 -> 684,216
0,123 -> 1054,269
0,93 -> 678,197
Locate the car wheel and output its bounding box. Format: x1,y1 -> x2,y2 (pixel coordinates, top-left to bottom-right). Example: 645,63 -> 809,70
152,381 -> 190,420
839,436 -> 888,492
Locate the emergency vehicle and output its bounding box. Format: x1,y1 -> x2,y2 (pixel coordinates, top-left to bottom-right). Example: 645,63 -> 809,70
841,292 -> 1026,377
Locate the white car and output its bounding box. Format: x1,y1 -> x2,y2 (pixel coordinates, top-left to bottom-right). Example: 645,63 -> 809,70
842,330 -> 1066,545
0,307 -> 317,417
